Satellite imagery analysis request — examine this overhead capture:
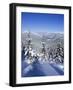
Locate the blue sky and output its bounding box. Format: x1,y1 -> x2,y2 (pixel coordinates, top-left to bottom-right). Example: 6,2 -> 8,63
21,12 -> 64,33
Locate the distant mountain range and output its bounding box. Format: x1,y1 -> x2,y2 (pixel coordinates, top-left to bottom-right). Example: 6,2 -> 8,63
21,32 -> 64,52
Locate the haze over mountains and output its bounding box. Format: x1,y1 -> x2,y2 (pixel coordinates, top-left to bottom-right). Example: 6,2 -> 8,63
21,32 -> 64,53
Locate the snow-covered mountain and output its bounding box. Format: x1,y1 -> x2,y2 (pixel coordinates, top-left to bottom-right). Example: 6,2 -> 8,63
21,32 -> 64,52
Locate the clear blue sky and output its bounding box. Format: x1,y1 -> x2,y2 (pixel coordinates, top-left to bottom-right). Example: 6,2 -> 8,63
21,12 -> 64,33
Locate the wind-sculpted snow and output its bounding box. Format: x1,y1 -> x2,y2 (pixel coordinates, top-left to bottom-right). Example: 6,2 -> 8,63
23,65 -> 33,74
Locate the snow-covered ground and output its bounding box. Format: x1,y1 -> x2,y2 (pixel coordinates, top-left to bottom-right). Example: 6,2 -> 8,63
21,58 -> 64,77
